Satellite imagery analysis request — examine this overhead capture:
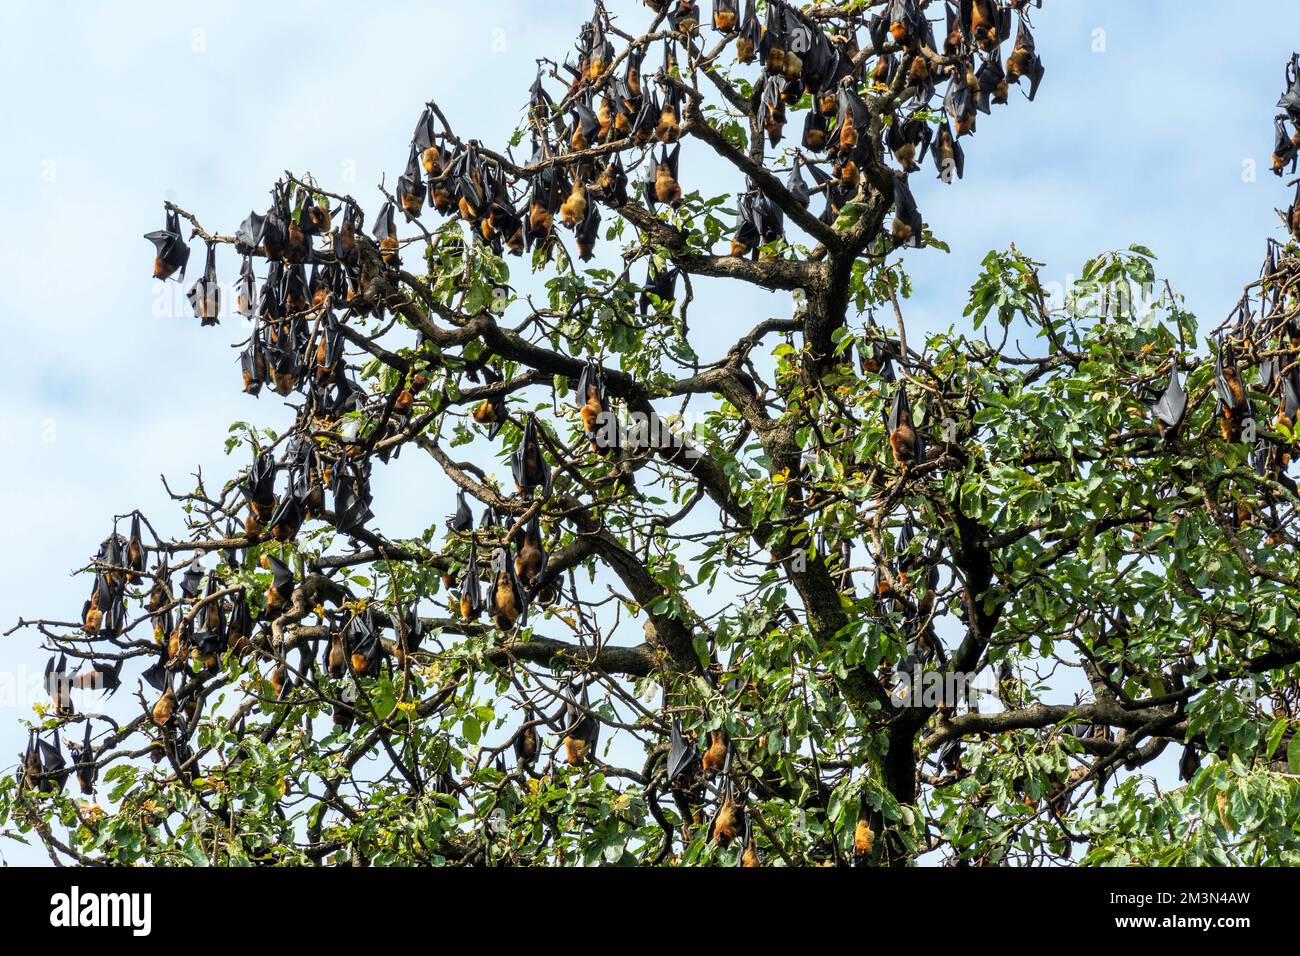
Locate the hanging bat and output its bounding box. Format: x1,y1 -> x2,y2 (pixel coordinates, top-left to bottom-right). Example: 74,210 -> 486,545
932,119 -> 965,181
513,513 -> 547,593
69,723 -> 97,795
331,463 -> 375,535
701,727 -> 728,776
890,176 -> 924,247
459,538 -> 485,620
888,385 -> 922,468
448,489 -> 474,533
512,413 -> 552,495
1214,339 -> 1250,443
562,681 -> 599,766
186,242 -> 221,326
488,544 -> 526,631
667,717 -> 701,784
574,202 -> 602,261
44,654 -> 74,716
640,263 -> 679,315
736,0 -> 760,62
1151,360 -> 1187,441
714,0 -> 738,32
888,114 -> 932,172
578,360 -> 612,452
263,554 -> 295,618
372,201 -> 400,265
514,706 -> 540,767
144,207 -> 190,281
1005,16 -> 1044,100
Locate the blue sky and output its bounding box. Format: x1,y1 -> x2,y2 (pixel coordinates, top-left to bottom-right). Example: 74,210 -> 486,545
0,0 -> 1296,864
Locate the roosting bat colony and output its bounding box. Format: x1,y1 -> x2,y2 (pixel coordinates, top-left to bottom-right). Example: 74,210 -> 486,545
11,0 -> 1300,867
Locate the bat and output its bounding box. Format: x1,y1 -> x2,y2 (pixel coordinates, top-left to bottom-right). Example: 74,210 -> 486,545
345,609 -> 382,676
578,360 -> 613,452
1005,16 -> 1044,100
414,105 -> 442,176
1151,361 -> 1187,440
235,209 -> 265,255
976,51 -> 1009,109
561,681 -> 599,766
70,723 -> 97,795
489,544 -> 527,631
514,706 -> 540,767
1178,744 -> 1201,782
736,0 -> 760,63
144,207 -> 190,281
574,202 -> 602,261
888,385 -> 921,468
448,489 -> 474,533
713,0 -> 738,32
932,119 -> 965,182
1278,53 -> 1300,124
593,155 -> 629,206
701,727 -> 730,778
1214,339 -> 1250,443
890,177 -> 924,247
560,172 -> 588,229
263,554 -> 295,617
512,413 -> 552,495
331,463 -> 375,535
186,242 -> 221,326
853,800 -> 875,863
640,263 -> 680,316
667,717 -> 701,784
669,0 -> 701,33
945,70 -> 978,136
45,654 -> 74,716
397,146 -> 426,221
372,200 -> 400,265
151,679 -> 177,727
887,114 -> 932,172
459,538 -> 485,620
710,778 -> 744,847
651,143 -> 683,207
513,513 -> 547,592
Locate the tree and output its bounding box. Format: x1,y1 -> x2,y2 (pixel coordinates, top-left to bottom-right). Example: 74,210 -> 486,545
5,0 -> 1300,868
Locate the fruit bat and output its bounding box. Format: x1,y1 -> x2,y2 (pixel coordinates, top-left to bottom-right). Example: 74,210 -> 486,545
932,119 -> 965,181
594,155 -> 629,207
803,106 -> 830,152
713,0 -> 738,32
373,200 -> 400,265
34,734 -> 69,794
888,385 -> 921,468
459,538 -> 485,620
186,242 -> 222,325
669,0 -> 701,33
701,727 -> 728,777
887,114 -> 932,172
786,161 -> 811,208
667,717 -> 701,784
1273,116 -> 1298,177
235,210 -> 265,255
890,177 -> 923,247
70,723 -> 97,795
756,74 -> 786,146
512,413 -> 552,495
1278,54 -> 1300,123
575,202 -> 602,261
1178,744 -> 1201,783
736,0 -> 760,62
945,71 -> 978,136
1215,339 -> 1250,443
235,255 -> 259,321
471,366 -> 508,439
332,463 -> 374,535
513,513 -> 548,593
577,360 -> 614,452
710,777 -> 745,847
569,98 -> 602,152
45,654 -> 74,716
1151,362 -> 1187,440
345,609 -> 382,676
261,188 -> 288,260
806,162 -> 846,226
267,485 -> 305,543
961,0 -> 1009,52
144,207 -> 190,281
835,86 -> 871,156
1005,16 -> 1044,100
560,172 -> 589,230
561,681 -> 599,766
976,51 -> 1008,109
126,512 -> 146,581
514,707 -> 540,767
264,554 -> 295,617
488,544 -> 527,631
640,263 -> 679,316
651,143 -> 683,207
448,489 -> 474,533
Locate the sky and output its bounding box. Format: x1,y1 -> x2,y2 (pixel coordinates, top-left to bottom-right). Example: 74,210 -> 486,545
0,0 -> 1296,865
